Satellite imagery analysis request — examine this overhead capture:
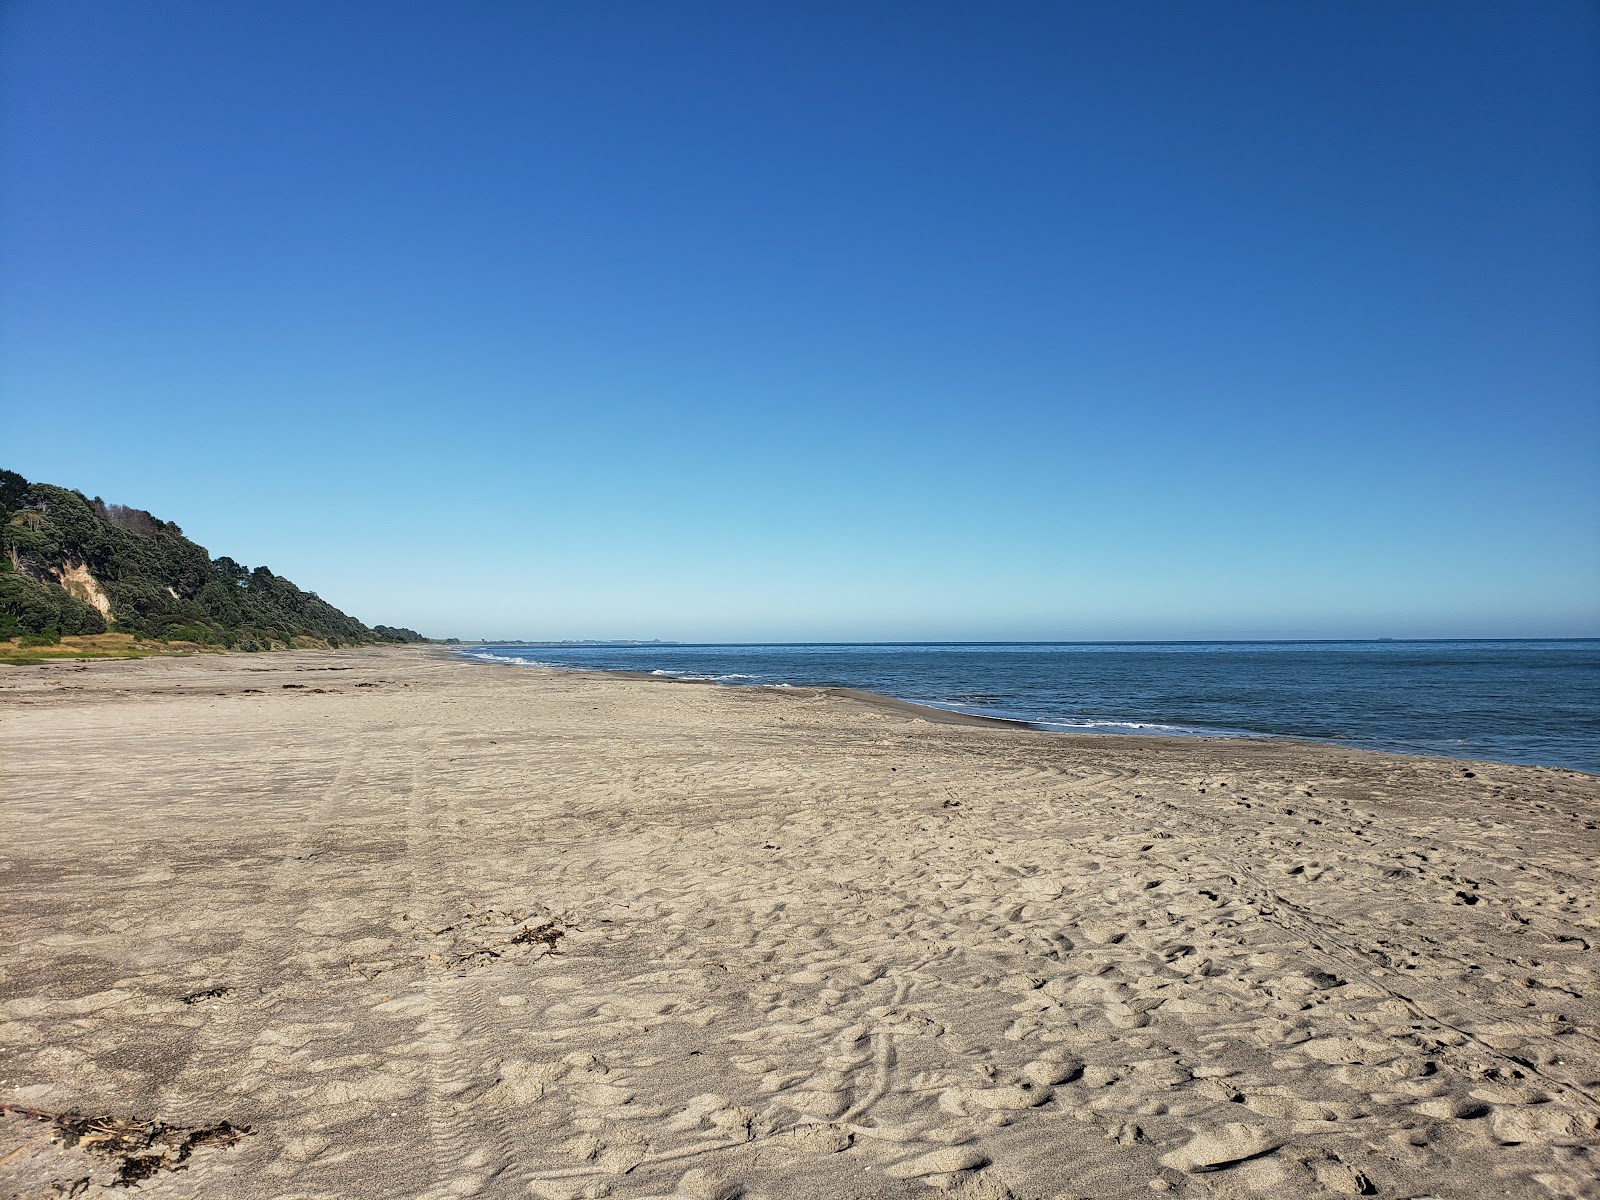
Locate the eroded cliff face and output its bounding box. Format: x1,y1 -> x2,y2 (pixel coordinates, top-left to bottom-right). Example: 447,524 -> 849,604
56,560 -> 113,620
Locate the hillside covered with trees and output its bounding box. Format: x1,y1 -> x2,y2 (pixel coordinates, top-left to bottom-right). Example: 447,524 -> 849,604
0,469 -> 426,649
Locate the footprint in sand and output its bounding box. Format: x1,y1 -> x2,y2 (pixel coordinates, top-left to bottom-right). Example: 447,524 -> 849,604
1159,1122 -> 1281,1174
884,1145 -> 990,1180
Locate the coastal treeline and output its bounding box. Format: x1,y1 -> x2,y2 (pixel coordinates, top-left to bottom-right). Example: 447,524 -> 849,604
0,469 -> 425,648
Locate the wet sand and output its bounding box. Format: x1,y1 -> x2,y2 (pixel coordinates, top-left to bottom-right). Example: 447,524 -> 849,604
2,647 -> 1597,1199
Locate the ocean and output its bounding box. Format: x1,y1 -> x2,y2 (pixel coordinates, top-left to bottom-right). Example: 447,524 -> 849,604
460,640 -> 1600,774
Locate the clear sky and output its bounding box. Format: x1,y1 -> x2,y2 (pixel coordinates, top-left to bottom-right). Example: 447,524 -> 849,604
3,1 -> 1597,641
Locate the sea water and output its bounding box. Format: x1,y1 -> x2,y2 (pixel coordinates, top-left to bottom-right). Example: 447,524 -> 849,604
461,640 -> 1600,774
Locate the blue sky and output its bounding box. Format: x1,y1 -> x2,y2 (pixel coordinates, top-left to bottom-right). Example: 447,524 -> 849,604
3,1 -> 1596,641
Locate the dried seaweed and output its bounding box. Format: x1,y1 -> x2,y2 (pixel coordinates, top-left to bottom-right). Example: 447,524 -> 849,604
1,1105 -> 250,1188
507,919 -> 565,950
180,985 -> 231,1005
430,909 -> 569,969
454,907 -> 567,966
350,906 -> 569,978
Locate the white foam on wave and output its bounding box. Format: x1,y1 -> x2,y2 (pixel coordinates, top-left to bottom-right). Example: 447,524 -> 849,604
458,650 -> 569,669
913,698 -> 1226,737
650,669 -> 764,682
467,652 -> 763,687
461,652 -> 1232,739
1037,718 -> 1186,732
1033,716 -> 1261,738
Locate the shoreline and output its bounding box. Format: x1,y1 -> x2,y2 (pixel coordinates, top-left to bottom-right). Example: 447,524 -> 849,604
449,645 -> 1597,778
451,647 -> 1332,759
448,646 -> 1030,732
3,646 -> 1598,1198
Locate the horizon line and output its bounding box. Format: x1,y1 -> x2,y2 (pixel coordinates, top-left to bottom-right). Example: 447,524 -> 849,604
456,636 -> 1600,647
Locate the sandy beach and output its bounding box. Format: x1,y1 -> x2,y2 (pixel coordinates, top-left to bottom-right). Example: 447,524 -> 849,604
2,647 -> 1597,1200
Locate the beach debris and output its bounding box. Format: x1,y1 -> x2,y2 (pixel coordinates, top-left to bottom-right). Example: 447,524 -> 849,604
180,985 -> 231,1005
1,1105 -> 250,1187
442,906 -> 568,969
508,918 -> 565,949
351,906 -> 570,978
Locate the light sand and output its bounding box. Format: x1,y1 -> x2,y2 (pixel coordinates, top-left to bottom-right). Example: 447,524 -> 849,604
1,647 -> 1597,1199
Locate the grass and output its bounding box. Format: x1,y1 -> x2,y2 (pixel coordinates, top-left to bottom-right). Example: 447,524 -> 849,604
0,631 -> 343,665
0,632 -> 205,666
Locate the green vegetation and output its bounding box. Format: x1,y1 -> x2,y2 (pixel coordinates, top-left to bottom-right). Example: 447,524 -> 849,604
0,632 -> 180,666
0,469 -> 427,651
